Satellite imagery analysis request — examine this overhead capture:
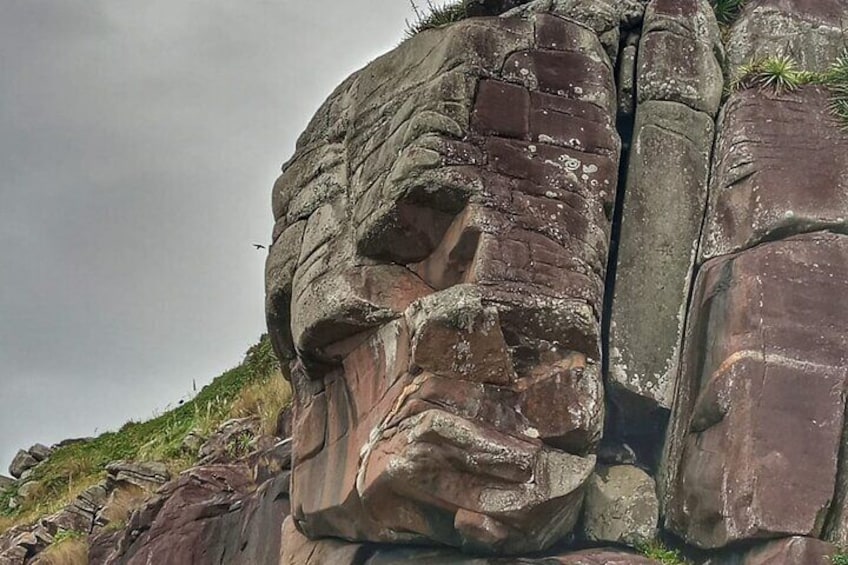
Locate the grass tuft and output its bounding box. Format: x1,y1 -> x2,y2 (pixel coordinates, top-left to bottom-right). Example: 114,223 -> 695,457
730,55 -> 811,92
38,530 -> 88,565
711,0 -> 745,25
833,553 -> 848,565
638,540 -> 690,565
730,52 -> 848,129
824,51 -> 848,129
0,334 -> 287,535
405,1 -> 468,37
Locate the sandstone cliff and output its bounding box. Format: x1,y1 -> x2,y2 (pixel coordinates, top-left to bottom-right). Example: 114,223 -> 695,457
4,0 -> 848,563
265,0 -> 848,563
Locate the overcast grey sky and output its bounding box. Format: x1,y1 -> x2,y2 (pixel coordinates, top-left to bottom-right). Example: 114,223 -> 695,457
0,0 -> 417,470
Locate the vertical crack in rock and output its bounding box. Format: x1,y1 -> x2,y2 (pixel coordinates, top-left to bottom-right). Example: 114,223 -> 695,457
599,42 -> 637,467
606,0 -> 723,470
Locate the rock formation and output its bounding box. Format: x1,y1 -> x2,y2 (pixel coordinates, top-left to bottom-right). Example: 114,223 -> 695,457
4,0 -> 848,563
265,0 -> 848,563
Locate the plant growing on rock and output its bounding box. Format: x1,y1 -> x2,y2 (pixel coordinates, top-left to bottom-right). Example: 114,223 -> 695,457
730,55 -> 810,92
711,0 -> 745,26
824,51 -> 848,128
730,51 -> 848,128
638,540 -> 690,565
405,0 -> 468,37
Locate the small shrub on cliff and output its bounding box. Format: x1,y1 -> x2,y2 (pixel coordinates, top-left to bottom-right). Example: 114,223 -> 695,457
405,0 -> 468,37
833,553 -> 848,565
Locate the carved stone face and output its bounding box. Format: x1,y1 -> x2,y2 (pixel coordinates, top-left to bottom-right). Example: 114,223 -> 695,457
265,12 -> 620,555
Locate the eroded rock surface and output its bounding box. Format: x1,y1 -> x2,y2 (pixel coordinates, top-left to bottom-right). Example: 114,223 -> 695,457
700,86 -> 848,262
608,0 -> 721,430
662,232 -> 848,548
267,10 -> 621,555
582,465 -> 658,547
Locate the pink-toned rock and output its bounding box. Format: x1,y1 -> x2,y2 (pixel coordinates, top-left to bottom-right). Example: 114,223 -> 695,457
268,12 -> 618,555
743,536 -> 837,565
701,87 -> 848,262
662,232 -> 848,548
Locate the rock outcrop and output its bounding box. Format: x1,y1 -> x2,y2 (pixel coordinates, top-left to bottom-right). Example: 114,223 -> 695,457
5,0 -> 848,563
266,7 -> 625,556
263,0 -> 848,562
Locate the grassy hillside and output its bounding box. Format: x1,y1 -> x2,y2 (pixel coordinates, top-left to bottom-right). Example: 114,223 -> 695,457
0,335 -> 290,534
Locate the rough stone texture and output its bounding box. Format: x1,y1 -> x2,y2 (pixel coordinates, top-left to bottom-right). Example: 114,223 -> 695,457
0,476 -> 12,491
104,461 -> 170,491
726,0 -> 848,74
638,0 -> 724,117
742,536 -> 837,565
26,445 -> 52,463
609,100 -> 714,418
606,0 -> 722,449
8,451 -> 37,479
466,0 -> 531,17
105,442 -> 291,565
267,12 -> 620,555
662,232 -> 848,549
283,523 -> 662,565
700,86 -> 848,262
503,0 -> 647,65
582,465 -> 658,547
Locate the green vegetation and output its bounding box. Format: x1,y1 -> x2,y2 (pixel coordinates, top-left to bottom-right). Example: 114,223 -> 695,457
730,52 -> 848,129
0,335 -> 290,535
638,540 -> 690,565
730,55 -> 809,92
405,0 -> 468,37
711,0 -> 745,26
40,529 -> 88,565
832,553 -> 848,565
826,51 -> 848,128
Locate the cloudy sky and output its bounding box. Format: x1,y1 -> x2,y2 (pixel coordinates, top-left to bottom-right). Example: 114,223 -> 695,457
0,0 -> 417,471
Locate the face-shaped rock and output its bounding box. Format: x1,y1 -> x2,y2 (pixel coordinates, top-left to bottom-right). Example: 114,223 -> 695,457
266,13 -> 620,554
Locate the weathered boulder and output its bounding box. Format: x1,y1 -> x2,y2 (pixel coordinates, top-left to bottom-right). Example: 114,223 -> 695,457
662,232 -> 848,548
196,417 -> 261,464
99,441 -> 291,565
26,445 -> 52,463
582,465 -> 658,547
726,0 -> 848,74
16,481 -> 41,503
504,0 -> 647,65
104,461 -> 170,492
700,86 -> 848,262
268,11 -> 620,555
8,451 -> 37,479
742,536 -> 837,565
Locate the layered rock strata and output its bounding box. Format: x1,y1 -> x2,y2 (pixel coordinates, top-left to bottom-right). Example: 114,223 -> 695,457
266,9 -> 624,554
262,0 -> 848,562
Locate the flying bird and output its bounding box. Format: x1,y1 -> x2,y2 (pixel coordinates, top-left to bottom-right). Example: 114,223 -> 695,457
253,243 -> 266,250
